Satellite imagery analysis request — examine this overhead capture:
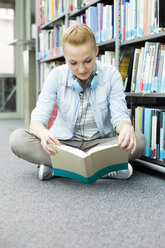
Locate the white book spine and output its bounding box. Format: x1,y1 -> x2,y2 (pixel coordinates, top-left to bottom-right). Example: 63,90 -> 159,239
143,53 -> 151,92
120,1 -> 124,40
125,1 -> 129,40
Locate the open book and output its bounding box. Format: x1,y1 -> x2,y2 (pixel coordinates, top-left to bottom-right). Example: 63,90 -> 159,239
50,140 -> 128,184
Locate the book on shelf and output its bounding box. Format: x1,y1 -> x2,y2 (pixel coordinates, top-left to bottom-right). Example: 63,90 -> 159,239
120,55 -> 130,85
130,48 -> 141,92
98,51 -> 115,66
150,43 -> 165,92
159,111 -> 165,161
87,3 -> 114,43
157,0 -> 165,28
134,107 -> 165,161
86,6 -> 98,41
121,0 -> 129,41
143,0 -> 148,35
120,0 -> 165,41
143,108 -> 152,156
37,0 -> 41,28
139,42 -> 155,92
40,60 -> 64,90
125,42 -> 165,93
134,106 -> 143,134
36,0 -> 66,26
150,109 -> 157,158
37,1 -> 115,56
135,47 -> 144,92
142,47 -> 152,92
69,0 -> 73,12
69,2 -> 114,44
50,140 -> 128,184
69,0 -> 91,11
96,2 -> 102,43
39,22 -> 65,60
124,50 -> 134,92
156,110 -> 161,159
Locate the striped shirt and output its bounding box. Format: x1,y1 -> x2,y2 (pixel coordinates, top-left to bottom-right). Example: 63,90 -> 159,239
72,92 -> 101,140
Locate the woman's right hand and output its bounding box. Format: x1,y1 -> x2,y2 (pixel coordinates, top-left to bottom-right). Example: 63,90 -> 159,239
40,129 -> 61,155
29,121 -> 61,155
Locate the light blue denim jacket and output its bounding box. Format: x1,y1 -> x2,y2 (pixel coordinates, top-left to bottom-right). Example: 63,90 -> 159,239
31,61 -> 131,139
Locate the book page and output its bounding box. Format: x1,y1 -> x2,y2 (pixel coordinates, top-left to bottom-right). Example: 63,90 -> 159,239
86,139 -> 118,155
56,144 -> 87,158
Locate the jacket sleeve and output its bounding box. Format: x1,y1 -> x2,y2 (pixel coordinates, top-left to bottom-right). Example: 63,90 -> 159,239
31,68 -> 58,126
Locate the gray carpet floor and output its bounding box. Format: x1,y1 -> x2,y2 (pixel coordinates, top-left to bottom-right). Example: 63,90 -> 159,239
1,119 -> 165,248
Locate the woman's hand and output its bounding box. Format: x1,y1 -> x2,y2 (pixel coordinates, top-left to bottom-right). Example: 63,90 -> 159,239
40,129 -> 61,155
29,120 -> 61,155
116,121 -> 136,154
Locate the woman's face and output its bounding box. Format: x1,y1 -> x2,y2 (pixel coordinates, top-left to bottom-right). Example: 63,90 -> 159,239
63,41 -> 98,81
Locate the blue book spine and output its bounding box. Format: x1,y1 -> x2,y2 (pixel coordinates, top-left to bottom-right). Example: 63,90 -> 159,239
46,0 -> 49,23
135,78 -> 140,92
94,7 -> 98,40
147,24 -> 151,34
148,81 -> 152,91
151,77 -> 155,92
157,81 -> 161,92
142,107 -> 145,134
96,3 -> 101,43
90,7 -> 96,39
112,4 -> 114,39
154,76 -> 158,92
160,78 -> 165,93
163,78 -> 165,93
160,112 -> 165,161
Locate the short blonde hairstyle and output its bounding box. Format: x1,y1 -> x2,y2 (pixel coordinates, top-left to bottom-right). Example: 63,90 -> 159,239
62,24 -> 97,52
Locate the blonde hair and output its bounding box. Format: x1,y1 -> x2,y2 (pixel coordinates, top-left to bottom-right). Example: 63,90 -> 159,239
62,24 -> 97,52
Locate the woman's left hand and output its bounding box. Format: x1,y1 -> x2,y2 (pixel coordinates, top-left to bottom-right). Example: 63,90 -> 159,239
116,122 -> 136,154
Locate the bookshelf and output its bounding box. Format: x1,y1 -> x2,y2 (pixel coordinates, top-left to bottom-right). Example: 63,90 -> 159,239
36,0 -> 121,91
122,0 -> 165,173
126,92 -> 165,173
36,0 -> 165,174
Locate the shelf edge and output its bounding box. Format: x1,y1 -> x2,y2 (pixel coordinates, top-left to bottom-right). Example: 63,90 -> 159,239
135,159 -> 165,174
